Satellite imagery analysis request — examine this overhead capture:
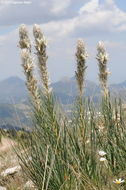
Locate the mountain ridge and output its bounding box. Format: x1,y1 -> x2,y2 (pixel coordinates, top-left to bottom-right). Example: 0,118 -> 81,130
0,76 -> 126,104
0,76 -> 126,129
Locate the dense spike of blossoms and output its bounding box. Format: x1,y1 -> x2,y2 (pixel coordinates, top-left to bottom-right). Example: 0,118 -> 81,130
33,24 -> 51,96
19,24 -> 41,110
75,39 -> 88,96
19,24 -> 31,50
96,41 -> 110,96
21,49 -> 41,109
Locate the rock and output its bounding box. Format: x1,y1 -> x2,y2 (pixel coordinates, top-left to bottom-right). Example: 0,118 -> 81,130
1,165 -> 21,177
0,186 -> 7,190
24,180 -> 35,189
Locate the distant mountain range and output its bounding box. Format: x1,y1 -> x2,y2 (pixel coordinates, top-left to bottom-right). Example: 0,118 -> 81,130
0,76 -> 126,104
52,77 -> 100,104
0,76 -> 27,104
0,76 -> 126,129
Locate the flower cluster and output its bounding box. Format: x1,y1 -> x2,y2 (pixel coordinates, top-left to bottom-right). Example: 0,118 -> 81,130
75,39 -> 88,96
19,24 -> 41,111
33,24 -> 51,96
98,150 -> 106,162
96,41 -> 110,96
19,24 -> 31,50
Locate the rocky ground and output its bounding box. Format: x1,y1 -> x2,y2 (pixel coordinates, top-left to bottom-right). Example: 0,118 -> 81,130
0,137 -> 35,190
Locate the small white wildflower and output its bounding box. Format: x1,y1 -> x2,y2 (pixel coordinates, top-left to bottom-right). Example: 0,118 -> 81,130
86,139 -> 90,144
113,178 -> 125,184
99,157 -> 106,162
98,150 -> 106,157
68,120 -> 72,123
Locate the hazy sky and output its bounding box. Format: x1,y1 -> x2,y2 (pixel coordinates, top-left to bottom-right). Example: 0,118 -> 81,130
0,0 -> 126,84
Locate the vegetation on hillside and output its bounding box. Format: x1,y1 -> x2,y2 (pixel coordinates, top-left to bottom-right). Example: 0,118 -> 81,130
0,103 -> 31,130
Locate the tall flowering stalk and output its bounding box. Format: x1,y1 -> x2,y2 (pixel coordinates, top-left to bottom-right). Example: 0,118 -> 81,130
96,41 -> 110,97
33,24 -> 51,96
75,40 -> 88,141
75,39 -> 88,96
19,24 -> 41,110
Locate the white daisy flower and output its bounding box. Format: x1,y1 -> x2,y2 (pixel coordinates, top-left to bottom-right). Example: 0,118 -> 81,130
99,157 -> 106,162
113,178 -> 125,184
98,150 -> 106,157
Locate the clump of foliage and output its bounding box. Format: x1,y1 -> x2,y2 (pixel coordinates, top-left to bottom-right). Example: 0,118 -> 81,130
16,24 -> 126,190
